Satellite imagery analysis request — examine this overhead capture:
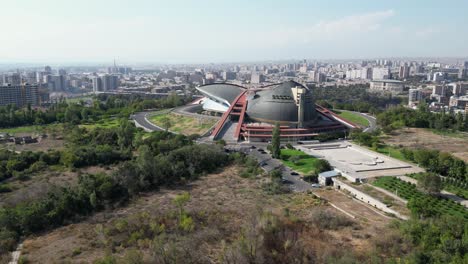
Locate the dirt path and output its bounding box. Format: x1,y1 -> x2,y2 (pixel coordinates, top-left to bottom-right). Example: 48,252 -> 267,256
315,189 -> 391,227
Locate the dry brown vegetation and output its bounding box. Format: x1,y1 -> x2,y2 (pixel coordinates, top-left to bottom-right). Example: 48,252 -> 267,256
20,166 -> 397,263
0,166 -> 112,207
383,127 -> 468,162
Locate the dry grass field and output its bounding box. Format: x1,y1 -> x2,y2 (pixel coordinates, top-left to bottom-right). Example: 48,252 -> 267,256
383,128 -> 468,162
20,166 -> 395,263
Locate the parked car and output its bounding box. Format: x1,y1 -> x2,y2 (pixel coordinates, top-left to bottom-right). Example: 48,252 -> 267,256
290,172 -> 299,176
311,183 -> 321,188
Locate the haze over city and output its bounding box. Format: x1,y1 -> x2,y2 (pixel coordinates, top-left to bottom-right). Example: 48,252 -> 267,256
2,0 -> 468,64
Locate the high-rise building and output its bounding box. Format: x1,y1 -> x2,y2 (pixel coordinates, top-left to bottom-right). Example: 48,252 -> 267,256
222,71 -> 236,81
92,76 -> 103,92
458,68 -> 467,79
372,67 -> 390,80
2,73 -> 22,85
0,84 -> 39,107
408,88 -> 423,106
251,73 -> 265,84
58,69 -> 67,75
102,75 -> 119,91
49,75 -> 66,91
44,65 -> 52,73
399,65 -> 410,79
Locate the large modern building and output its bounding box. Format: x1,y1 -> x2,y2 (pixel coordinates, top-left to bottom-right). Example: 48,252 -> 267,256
0,84 -> 39,107
196,81 -> 358,142
369,79 -> 404,94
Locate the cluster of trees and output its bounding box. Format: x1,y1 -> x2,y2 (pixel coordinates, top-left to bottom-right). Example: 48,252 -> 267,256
314,85 -> 402,113
0,149 -> 61,182
378,104 -> 468,132
0,131 -> 229,255
395,216 -> 468,263
349,129 -> 380,148
0,93 -> 186,128
0,120 -> 138,185
401,148 -> 467,181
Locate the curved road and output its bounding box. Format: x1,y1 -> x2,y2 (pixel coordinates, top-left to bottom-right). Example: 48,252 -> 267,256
131,111 -> 164,132
339,110 -> 377,133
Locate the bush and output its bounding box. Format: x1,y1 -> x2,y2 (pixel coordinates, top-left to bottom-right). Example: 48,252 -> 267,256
311,209 -> 355,230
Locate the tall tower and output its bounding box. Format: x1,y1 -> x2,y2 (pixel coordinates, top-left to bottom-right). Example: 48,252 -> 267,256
291,86 -> 306,128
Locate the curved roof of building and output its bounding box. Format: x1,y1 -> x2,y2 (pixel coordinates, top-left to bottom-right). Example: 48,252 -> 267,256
196,83 -> 245,107
246,80 -> 317,124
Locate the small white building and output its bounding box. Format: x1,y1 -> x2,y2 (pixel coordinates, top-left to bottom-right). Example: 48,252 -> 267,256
318,170 -> 340,186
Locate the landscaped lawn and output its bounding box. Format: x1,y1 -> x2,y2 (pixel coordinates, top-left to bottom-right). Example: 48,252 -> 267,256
374,145 -> 409,162
333,110 -> 369,127
0,123 -> 62,135
279,149 -> 318,174
149,112 -> 217,136
79,118 -> 120,130
373,176 -> 468,219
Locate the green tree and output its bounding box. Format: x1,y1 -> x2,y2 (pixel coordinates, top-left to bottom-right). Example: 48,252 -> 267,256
271,122 -> 281,159
418,173 -> 442,196
117,119 -> 136,150
160,116 -> 172,132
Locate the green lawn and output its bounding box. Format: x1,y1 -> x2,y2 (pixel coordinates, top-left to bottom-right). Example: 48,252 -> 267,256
0,125 -> 44,134
279,149 -> 318,174
79,119 -> 120,130
374,145 -> 410,162
66,96 -> 94,104
333,110 -> 369,127
373,177 -> 468,219
0,123 -> 62,135
149,112 -> 216,135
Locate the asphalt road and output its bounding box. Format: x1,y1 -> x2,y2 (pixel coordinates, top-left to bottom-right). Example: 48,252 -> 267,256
340,110 -> 377,133
232,145 -> 315,192
131,111 -> 163,132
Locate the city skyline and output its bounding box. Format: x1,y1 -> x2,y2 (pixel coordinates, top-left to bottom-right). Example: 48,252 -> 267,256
2,0 -> 468,64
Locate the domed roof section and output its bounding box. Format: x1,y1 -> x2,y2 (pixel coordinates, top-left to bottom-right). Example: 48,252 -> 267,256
246,81 -> 317,124
196,83 -> 245,106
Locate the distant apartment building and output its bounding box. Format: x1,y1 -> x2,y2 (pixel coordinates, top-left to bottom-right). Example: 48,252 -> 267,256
2,73 -> 22,85
222,71 -> 236,81
0,84 -> 39,107
372,67 -> 390,80
48,75 -> 66,91
102,75 -> 119,91
408,88 -> 423,107
449,95 -> 468,110
429,84 -> 451,105
430,72 -> 446,82
399,65 -> 410,79
369,79 -> 404,94
92,76 -> 103,92
251,73 -> 265,84
449,82 -> 468,96
458,68 -> 467,79
92,75 -> 119,93
309,71 -> 326,83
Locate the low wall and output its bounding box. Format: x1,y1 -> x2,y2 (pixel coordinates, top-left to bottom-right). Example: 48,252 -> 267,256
333,178 -> 407,220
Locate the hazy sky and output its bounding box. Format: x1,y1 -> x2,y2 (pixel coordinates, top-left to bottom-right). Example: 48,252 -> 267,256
1,0 -> 468,64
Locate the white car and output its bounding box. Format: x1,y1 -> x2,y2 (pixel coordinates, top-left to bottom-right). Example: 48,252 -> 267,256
311,184 -> 321,188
